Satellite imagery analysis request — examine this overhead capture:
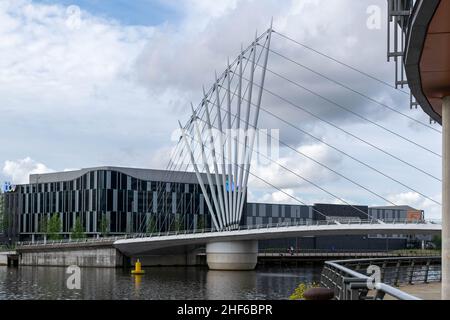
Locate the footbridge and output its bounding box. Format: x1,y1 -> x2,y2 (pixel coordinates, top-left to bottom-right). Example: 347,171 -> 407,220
16,219 -> 441,269
114,219 -> 441,270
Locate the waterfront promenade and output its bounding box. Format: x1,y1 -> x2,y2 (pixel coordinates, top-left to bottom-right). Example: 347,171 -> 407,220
386,283 -> 441,300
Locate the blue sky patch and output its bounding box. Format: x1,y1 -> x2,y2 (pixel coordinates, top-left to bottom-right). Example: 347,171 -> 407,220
34,0 -> 180,26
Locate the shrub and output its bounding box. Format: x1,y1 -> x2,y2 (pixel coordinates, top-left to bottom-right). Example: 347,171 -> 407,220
289,282 -> 320,300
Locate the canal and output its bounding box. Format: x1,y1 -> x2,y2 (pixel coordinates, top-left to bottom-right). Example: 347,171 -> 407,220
0,264 -> 323,300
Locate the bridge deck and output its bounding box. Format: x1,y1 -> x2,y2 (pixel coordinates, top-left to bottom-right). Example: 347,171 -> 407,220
113,222 -> 441,256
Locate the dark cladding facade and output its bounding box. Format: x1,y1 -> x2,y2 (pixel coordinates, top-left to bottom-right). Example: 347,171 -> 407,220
2,167 -> 223,241
244,203 -> 312,226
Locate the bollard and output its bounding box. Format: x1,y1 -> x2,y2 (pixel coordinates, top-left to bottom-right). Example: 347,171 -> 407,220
131,259 -> 145,275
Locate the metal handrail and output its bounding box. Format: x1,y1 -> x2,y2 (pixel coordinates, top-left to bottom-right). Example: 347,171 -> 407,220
321,256 -> 441,300
15,218 -> 434,247
258,248 -> 440,257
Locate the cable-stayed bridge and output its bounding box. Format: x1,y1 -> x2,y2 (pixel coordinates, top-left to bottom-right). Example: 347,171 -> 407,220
115,219 -> 440,255
15,18 -> 443,272
145,23 -> 441,237
115,19 -> 444,270
17,219 -> 441,270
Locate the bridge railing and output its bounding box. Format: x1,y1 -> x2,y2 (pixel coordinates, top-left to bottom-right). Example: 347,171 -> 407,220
16,236 -> 128,247
259,248 -> 440,258
321,256 -> 441,300
16,218 -> 433,247
124,218 -> 430,239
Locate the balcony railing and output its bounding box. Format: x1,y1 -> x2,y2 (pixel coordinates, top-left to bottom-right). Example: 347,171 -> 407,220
321,256 -> 441,300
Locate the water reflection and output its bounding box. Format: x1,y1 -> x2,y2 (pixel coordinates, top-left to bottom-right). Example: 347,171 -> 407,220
206,270 -> 257,299
133,274 -> 143,293
0,265 -> 322,300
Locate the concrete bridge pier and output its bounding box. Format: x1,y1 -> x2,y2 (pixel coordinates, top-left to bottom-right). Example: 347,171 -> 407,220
206,240 -> 258,271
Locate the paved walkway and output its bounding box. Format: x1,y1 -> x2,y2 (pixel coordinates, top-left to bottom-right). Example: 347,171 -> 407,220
386,282 -> 441,300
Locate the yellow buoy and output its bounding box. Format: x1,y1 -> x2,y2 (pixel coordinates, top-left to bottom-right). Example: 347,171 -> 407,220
131,259 -> 145,275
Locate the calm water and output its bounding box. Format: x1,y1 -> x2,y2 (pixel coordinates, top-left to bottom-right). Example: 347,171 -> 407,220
0,265 -> 322,300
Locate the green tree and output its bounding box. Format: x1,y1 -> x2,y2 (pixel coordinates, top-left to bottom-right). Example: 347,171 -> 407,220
146,215 -> 157,234
39,215 -> 48,234
71,216 -> 85,239
0,192 -> 5,233
432,235 -> 442,249
99,214 -> 109,237
47,213 -> 62,240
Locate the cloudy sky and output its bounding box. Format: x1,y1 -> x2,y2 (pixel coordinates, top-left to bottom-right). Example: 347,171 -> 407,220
0,0 -> 442,219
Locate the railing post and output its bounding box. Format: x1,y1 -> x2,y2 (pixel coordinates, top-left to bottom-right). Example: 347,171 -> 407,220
409,260 -> 415,284
342,278 -> 348,300
424,260 -> 431,283
381,261 -> 387,283
395,261 -> 401,286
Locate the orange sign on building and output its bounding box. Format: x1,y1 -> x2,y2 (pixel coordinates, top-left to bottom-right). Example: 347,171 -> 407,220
406,210 -> 423,222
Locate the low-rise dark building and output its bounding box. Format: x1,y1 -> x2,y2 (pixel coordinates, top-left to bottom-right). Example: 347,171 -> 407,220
2,167 -> 221,242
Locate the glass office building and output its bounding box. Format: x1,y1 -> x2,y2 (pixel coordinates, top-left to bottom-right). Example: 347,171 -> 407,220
2,167 -> 222,241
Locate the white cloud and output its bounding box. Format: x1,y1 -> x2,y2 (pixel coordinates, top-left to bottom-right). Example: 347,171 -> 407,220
0,0 -> 172,171
0,0 -> 441,216
387,192 -> 442,221
2,157 -> 54,184
0,0 -> 153,102
257,188 -> 298,204
249,143 -> 343,190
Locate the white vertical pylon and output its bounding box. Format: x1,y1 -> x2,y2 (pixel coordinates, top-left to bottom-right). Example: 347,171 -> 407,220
232,49 -> 243,228
238,25 -> 272,223
214,72 -> 230,228
178,121 -> 220,231
226,59 -> 233,230
236,33 -> 257,229
191,104 -> 224,230
180,25 -> 272,231
203,86 -> 227,229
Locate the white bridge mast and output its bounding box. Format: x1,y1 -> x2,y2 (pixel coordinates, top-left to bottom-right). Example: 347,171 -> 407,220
180,24 -> 272,231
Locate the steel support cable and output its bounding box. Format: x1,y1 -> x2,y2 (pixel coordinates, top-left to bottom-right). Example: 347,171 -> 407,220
169,34 -> 268,179
224,73 -> 442,206
184,31 -> 269,167
206,93 -> 399,207
272,30 -> 411,96
197,118 -> 373,220
142,68 -> 239,233
138,31 -> 270,234
141,36 -> 269,233
252,61 -> 441,158
176,42 -> 266,231
168,37 -> 268,231
237,67 -> 441,182
262,44 -> 441,134
190,43 -> 268,228
145,50 -> 252,233
137,68 -> 236,233
159,30 -> 271,182
184,128 -> 332,220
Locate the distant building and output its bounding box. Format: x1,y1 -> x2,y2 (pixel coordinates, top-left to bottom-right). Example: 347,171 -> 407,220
0,191 -> 6,243
3,167 -> 218,241
369,206 -> 424,222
